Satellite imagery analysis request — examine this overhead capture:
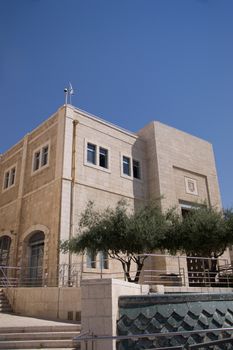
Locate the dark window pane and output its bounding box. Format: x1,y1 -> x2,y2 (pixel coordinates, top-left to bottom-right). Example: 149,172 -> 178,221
133,160 -> 141,179
123,156 -> 130,176
87,143 -> 96,164
10,167 -> 16,186
99,147 -> 108,168
4,171 -> 10,189
87,250 -> 96,268
0,236 -> 11,266
33,151 -> 40,171
100,251 -> 108,269
41,146 -> 49,167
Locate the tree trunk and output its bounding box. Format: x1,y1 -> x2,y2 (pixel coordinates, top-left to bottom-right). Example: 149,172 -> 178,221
120,258 -> 144,283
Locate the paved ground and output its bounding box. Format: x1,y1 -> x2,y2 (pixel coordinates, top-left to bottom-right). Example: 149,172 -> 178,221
0,313 -> 79,328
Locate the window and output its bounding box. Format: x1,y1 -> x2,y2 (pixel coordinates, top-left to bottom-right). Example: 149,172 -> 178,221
133,160 -> 141,179
99,251 -> 109,269
32,143 -> 49,172
33,151 -> 40,171
122,155 -> 142,180
123,156 -> 131,176
0,236 -> 11,266
28,231 -> 45,286
99,147 -> 108,168
3,166 -> 16,190
86,250 -> 96,268
87,143 -> 96,165
85,141 -> 110,171
41,145 -> 49,167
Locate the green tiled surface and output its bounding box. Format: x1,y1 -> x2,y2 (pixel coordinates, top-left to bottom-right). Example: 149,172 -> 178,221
117,293 -> 233,349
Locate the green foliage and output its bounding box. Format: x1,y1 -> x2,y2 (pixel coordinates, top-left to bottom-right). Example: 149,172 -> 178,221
61,200 -> 233,283
61,199 -> 169,282
165,206 -> 233,259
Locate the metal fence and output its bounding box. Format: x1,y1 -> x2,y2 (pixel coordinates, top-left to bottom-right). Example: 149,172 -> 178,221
1,254 -> 233,288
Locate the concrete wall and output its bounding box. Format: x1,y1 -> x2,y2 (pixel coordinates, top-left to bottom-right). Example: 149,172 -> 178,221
5,287 -> 81,321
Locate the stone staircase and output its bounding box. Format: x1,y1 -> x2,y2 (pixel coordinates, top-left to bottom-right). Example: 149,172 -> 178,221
0,289 -> 13,313
0,324 -> 81,349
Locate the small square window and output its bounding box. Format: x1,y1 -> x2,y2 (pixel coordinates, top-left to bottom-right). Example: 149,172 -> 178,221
87,143 -> 96,165
123,156 -> 131,176
133,159 -> 141,179
99,147 -> 108,168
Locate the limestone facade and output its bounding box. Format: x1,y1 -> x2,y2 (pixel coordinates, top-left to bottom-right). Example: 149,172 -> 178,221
0,104 -> 223,286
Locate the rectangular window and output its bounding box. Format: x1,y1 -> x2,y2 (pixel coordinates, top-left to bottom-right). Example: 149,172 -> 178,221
32,143 -> 49,173
86,250 -> 96,268
3,166 -> 16,190
133,159 -> 141,179
33,151 -> 41,171
123,156 -> 131,176
41,145 -> 49,167
99,147 -> 108,168
87,143 -> 96,165
99,251 -> 109,269
10,167 -> 16,186
3,171 -> 10,189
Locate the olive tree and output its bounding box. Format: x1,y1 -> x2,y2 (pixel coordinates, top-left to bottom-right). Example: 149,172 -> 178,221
61,200 -> 169,283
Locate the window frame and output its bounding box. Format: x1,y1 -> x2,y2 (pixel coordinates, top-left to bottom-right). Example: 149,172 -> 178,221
121,153 -> 142,181
85,251 -> 109,271
2,164 -> 17,192
84,139 -> 111,173
87,142 -> 97,165
122,156 -> 131,176
133,159 -> 141,180
31,141 -> 50,175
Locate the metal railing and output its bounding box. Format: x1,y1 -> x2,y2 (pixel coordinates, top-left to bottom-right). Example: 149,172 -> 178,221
74,327 -> 233,349
0,266 -> 20,287
1,254 -> 233,289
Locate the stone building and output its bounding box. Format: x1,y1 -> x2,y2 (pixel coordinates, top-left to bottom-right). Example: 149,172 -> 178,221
0,104 -> 224,287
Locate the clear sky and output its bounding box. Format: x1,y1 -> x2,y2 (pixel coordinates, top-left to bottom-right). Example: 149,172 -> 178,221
0,0 -> 233,208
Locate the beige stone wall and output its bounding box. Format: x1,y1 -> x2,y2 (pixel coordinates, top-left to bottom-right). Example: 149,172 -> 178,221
81,278 -> 149,350
59,106 -> 148,272
0,151 -> 22,208
5,287 -> 81,321
139,121 -> 221,210
0,108 -> 65,281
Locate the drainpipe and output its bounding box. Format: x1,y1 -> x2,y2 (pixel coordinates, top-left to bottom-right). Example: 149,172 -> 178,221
68,119 -> 79,286
15,134 -> 29,279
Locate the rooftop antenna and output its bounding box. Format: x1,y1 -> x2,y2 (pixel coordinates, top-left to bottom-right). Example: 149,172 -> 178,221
64,82 -> 75,105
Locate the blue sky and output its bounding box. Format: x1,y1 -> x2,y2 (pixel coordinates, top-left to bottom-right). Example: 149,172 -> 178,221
0,0 -> 233,208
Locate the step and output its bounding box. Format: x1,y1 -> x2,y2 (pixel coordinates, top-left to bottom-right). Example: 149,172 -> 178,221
0,325 -> 81,334
0,308 -> 13,313
0,339 -> 78,349
0,331 -> 78,341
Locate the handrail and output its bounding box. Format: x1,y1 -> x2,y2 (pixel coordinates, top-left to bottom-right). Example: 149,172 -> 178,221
0,266 -> 20,288
74,327 -> 233,349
